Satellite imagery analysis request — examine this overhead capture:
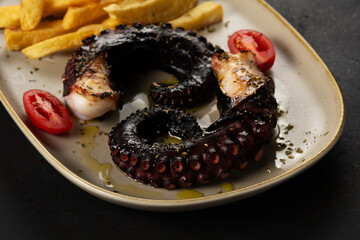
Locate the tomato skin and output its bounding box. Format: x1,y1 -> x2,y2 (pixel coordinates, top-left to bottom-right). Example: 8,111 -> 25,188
23,89 -> 73,134
228,29 -> 275,71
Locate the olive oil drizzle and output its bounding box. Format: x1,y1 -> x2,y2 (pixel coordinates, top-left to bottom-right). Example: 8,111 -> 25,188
78,125 -> 112,184
78,124 -> 162,199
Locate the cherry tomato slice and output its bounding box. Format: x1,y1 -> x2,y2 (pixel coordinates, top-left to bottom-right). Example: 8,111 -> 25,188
228,29 -> 275,71
23,89 -> 73,134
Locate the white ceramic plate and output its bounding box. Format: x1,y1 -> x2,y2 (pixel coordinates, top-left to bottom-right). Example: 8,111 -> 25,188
0,0 -> 344,211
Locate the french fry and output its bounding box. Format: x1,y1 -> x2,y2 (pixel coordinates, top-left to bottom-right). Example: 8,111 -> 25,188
43,0 -> 101,17
22,24 -> 113,59
3,0 -> 224,59
20,0 -> 46,30
169,1 -> 223,30
5,20 -> 73,51
62,1 -> 116,30
104,0 -> 198,24
76,23 -> 112,36
0,0 -> 101,29
0,6 -> 20,28
101,17 -> 123,28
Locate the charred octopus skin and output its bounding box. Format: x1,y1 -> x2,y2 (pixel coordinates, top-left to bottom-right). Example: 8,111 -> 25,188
108,48 -> 277,189
62,23 -> 217,120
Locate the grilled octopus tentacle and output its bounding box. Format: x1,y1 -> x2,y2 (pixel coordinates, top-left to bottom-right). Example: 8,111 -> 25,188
62,23 -> 217,120
108,49 -> 277,189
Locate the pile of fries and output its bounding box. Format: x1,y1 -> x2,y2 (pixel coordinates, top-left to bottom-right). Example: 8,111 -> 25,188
0,0 -> 223,59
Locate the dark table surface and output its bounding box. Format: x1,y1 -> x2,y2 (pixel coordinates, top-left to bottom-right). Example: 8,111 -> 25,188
1,0 -> 359,239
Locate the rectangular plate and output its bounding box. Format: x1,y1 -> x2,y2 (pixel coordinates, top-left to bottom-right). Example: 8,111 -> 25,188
0,0 -> 344,211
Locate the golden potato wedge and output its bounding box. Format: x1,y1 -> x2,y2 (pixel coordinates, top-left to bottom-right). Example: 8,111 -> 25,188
169,1 -> 223,30
104,0 -> 198,24
62,1 -> 117,30
0,5 -> 20,28
5,20 -> 73,51
22,24 -> 113,59
20,0 -> 46,30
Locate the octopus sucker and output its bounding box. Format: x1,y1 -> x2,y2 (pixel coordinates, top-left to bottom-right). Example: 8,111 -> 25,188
64,23 -> 278,189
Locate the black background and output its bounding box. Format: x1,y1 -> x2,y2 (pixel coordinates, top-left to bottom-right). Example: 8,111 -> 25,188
1,0 -> 359,239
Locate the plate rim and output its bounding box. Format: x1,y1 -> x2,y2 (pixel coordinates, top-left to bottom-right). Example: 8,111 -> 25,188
0,0 -> 345,211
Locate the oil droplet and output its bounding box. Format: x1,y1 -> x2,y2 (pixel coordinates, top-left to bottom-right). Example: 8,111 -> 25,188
78,125 -> 162,199
264,168 -> 271,174
155,133 -> 183,144
174,189 -> 204,200
221,182 -> 234,192
160,74 -> 179,85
